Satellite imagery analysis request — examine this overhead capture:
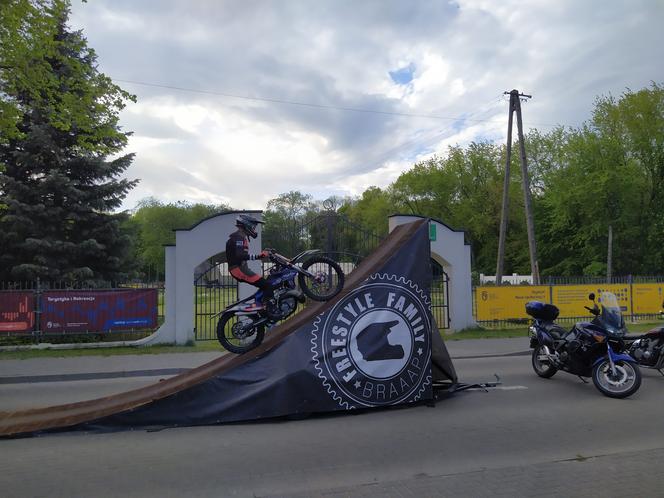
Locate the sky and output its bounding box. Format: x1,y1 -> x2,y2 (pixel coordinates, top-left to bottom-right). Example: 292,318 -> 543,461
68,0 -> 664,212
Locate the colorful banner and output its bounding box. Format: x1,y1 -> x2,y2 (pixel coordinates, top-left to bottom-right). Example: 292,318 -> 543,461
476,286 -> 550,321
552,284 -> 631,318
0,292 -> 35,333
632,284 -> 664,314
41,289 -> 158,333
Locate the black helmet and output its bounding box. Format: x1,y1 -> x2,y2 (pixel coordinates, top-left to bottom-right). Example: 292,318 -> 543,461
235,214 -> 263,239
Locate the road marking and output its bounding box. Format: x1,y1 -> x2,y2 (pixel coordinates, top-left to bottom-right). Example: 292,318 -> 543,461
463,385 -> 528,391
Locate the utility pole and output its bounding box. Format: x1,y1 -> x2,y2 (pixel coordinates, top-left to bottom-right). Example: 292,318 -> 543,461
496,89 -> 541,285
495,94 -> 515,286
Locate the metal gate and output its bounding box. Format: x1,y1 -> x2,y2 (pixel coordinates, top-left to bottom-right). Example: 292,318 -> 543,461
262,211 -> 384,268
194,259 -> 238,341
431,260 -> 450,329
194,212 -> 384,340
194,213 -> 450,339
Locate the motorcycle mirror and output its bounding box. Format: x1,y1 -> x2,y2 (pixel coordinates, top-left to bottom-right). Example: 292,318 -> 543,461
588,293 -> 595,301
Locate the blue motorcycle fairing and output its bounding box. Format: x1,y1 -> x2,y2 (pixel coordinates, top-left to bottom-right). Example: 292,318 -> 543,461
254,267 -> 299,302
592,344 -> 636,368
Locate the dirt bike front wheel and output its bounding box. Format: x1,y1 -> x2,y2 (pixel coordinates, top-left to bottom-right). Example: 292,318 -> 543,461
216,312 -> 265,354
298,256 -> 345,302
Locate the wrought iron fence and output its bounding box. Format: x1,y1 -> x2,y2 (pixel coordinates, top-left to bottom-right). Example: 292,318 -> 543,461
542,275 -> 664,285
195,212 -> 387,341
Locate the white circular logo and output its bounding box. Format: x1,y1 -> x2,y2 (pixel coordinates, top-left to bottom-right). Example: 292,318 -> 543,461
311,275 -> 432,408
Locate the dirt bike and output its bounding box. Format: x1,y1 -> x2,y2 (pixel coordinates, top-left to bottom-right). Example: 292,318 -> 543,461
215,249 -> 344,354
527,291 -> 642,399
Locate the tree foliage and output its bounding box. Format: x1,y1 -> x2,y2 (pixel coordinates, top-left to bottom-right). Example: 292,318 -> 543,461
0,0 -> 138,284
530,84 -> 663,276
126,198 -> 231,278
337,83 -> 664,278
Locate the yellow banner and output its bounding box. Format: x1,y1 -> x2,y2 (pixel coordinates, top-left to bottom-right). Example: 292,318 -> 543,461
551,284 -> 631,318
476,286 -> 550,321
632,284 -> 664,314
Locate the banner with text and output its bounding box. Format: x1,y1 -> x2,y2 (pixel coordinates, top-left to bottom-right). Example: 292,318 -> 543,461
551,284 -> 631,317
476,286 -> 550,321
40,289 -> 158,333
476,283 -> 664,321
0,292 -> 35,333
632,284 -> 664,314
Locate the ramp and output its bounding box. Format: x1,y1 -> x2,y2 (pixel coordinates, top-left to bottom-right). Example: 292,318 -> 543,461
0,219 -> 456,437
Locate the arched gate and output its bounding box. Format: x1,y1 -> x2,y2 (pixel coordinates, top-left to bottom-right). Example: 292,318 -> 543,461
194,213 -> 450,340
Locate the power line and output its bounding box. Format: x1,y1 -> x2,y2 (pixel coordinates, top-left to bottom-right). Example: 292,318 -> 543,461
364,94 -> 505,168
113,77 -> 561,128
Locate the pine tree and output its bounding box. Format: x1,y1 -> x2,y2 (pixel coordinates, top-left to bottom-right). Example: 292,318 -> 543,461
0,0 -> 138,285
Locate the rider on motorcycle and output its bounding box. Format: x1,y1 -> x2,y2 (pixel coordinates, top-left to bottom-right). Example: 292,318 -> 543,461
226,214 -> 273,311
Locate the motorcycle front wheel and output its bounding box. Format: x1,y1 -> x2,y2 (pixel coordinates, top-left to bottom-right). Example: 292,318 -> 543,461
532,344 -> 557,378
592,359 -> 641,399
216,312 -> 265,354
298,256 -> 345,302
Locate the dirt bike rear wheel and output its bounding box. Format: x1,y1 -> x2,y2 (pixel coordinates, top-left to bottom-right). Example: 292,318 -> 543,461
298,256 -> 344,302
216,312 -> 264,354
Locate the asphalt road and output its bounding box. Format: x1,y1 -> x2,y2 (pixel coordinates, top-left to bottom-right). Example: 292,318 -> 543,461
2,354 -> 664,497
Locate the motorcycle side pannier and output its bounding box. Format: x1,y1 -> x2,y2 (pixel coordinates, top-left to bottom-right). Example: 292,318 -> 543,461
525,301 -> 560,321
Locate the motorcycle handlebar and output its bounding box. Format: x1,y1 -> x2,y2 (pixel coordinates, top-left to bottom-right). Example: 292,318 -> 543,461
268,251 -> 290,265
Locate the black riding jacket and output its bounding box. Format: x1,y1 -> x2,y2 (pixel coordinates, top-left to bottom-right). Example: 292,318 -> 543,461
225,229 -> 260,268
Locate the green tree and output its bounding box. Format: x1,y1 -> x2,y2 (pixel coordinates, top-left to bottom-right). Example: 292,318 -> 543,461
262,191 -> 316,255
0,0 -> 58,145
339,186 -> 393,236
127,197 -> 230,278
388,142 -> 524,274
530,86 -> 660,277
594,84 -> 664,271
0,0 -> 137,284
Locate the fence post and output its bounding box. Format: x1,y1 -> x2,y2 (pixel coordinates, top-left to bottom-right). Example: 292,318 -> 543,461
629,274 -> 634,323
35,277 -> 41,344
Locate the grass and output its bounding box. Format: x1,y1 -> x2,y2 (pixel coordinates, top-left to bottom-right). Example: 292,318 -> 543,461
1,320 -> 661,361
0,340 -> 222,360
444,319 -> 662,341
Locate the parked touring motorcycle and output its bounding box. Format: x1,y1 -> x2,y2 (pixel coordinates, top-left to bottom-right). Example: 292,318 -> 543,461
527,292 -> 641,398
215,250 -> 344,354
626,324 -> 664,375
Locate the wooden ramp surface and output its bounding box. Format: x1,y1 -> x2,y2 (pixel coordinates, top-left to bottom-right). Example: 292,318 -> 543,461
0,220 -> 425,437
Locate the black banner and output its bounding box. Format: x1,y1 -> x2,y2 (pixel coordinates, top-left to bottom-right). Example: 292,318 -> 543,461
91,221 -> 443,429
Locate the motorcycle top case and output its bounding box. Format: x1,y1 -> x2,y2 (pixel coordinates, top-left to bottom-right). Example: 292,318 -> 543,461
525,301 -> 559,321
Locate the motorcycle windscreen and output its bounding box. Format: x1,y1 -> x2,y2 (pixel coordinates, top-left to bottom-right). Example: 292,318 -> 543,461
598,292 -> 625,335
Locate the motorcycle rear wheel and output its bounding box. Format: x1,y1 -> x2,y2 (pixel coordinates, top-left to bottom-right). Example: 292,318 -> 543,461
532,344 -> 557,378
592,359 -> 641,399
217,312 -> 264,354
298,256 -> 344,302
